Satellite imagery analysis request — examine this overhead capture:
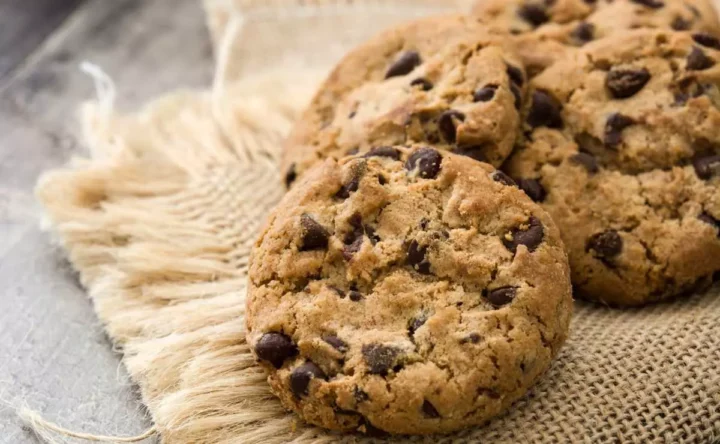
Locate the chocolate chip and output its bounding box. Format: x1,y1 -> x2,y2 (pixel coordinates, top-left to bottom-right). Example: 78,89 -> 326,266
630,0 -> 664,8
408,314 -> 427,336
354,387 -> 370,403
348,212 -> 363,229
671,16 -> 691,31
693,33 -> 720,50
385,51 -> 422,78
290,361 -> 327,397
323,335 -> 348,352
422,400 -> 440,418
364,225 -> 381,244
572,22 -> 594,44
299,214 -> 329,251
492,170 -> 517,187
343,234 -> 363,261
503,216 -> 545,253
365,224 -> 382,245
364,146 -> 401,160
506,64 -> 525,87
487,287 -> 517,307
604,113 -> 634,148
348,110 -> 357,119
330,286 -> 346,298
527,90 -> 563,129
407,240 -> 431,274
571,152 -> 599,173
362,344 -> 401,375
284,163 -> 297,188
405,147 -> 442,179
518,4 -> 549,27
255,333 -> 298,368
586,230 -> 623,259
672,82 -> 710,105
335,163 -> 365,199
410,77 -> 433,91
474,85 -> 498,102
438,110 -> 466,143
454,145 -> 487,163
687,46 -> 715,70
461,333 -> 481,344
693,137 -> 717,155
606,68 -> 651,99
349,291 -> 363,302
698,212 -> 720,236
335,185 -> 353,200
517,178 -> 546,202
693,155 -> 720,179
343,212 -> 363,241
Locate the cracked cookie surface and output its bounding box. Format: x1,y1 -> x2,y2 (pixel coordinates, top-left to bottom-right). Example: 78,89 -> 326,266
248,146 -> 572,435
503,29 -> 720,306
473,0 -> 720,75
281,14 -> 526,188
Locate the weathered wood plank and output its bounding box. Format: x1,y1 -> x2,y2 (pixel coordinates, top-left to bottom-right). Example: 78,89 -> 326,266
0,0 -> 212,441
0,0 -> 86,82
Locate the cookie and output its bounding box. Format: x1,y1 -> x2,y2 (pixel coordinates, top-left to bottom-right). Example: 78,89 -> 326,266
248,146 -> 572,435
473,0 -> 720,75
281,15 -> 527,188
503,29 -> 720,306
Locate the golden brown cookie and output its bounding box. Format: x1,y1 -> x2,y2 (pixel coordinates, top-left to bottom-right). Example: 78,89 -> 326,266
473,0 -> 720,75
503,29 -> 720,306
282,15 -> 526,188
248,147 -> 572,435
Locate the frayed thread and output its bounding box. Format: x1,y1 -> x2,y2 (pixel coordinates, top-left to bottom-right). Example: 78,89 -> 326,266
19,407 -> 156,443
80,62 -> 116,116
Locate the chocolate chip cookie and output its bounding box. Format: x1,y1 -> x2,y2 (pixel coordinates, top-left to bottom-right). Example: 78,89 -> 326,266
473,0 -> 720,75
281,15 -> 527,188
503,29 -> 720,306
248,146 -> 572,434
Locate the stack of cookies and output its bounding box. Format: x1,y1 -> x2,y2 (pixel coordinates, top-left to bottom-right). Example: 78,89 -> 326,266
246,0 -> 720,436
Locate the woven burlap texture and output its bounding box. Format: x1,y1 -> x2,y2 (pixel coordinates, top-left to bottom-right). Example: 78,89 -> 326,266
36,2 -> 720,443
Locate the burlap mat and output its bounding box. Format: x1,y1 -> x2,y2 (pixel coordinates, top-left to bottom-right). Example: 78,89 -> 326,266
35,1 -> 720,443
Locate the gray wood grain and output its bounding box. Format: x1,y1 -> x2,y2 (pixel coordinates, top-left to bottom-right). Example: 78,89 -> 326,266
0,0 -> 213,442
0,0 -> 86,82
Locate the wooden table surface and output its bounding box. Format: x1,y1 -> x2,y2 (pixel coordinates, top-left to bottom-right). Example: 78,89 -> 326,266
0,1 -> 212,441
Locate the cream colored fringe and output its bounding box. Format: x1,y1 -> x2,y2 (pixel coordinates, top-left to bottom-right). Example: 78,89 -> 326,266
29,1 -> 720,443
